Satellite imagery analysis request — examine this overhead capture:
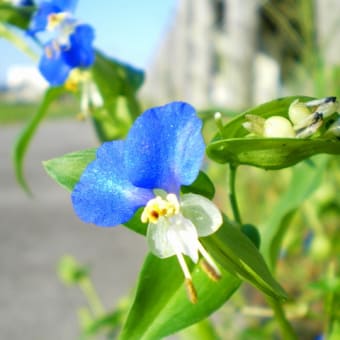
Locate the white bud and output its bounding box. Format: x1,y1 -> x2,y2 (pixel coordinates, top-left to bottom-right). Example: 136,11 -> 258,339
288,99 -> 311,125
264,116 -> 295,138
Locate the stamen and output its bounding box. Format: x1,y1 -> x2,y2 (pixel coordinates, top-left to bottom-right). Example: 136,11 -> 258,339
47,12 -> 68,31
141,194 -> 180,224
176,252 -> 197,303
197,242 -> 221,280
45,40 -> 61,60
176,252 -> 192,280
45,46 -> 53,59
185,278 -> 198,304
200,259 -> 221,281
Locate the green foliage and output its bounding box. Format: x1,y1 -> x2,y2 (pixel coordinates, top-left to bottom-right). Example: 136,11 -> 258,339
261,156 -> 329,270
91,51 -> 144,141
0,22 -> 37,60
80,309 -> 125,339
182,171 -> 216,200
40,93 -> 340,339
241,223 -> 261,249
0,3 -> 33,29
119,254 -> 240,340
57,255 -> 89,285
43,148 -> 96,192
207,96 -> 340,169
202,218 -> 286,301
2,2 -> 339,338
0,98 -> 77,124
12,87 -> 67,193
208,137 -> 340,170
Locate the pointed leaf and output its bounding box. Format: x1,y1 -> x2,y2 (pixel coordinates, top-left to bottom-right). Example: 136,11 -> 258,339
43,148 -> 96,192
13,86 -> 65,193
91,51 -> 144,141
93,51 -> 144,95
207,137 -> 340,170
201,219 -> 287,301
181,171 -> 215,200
119,254 -> 240,340
0,22 -> 37,60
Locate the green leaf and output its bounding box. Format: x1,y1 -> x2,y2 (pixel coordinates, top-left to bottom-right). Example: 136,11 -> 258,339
182,171 -> 215,200
0,4 -> 33,29
0,22 -> 37,60
91,51 -> 144,141
207,137 -> 340,170
81,309 -> 125,338
93,51 -> 144,95
43,148 -> 96,192
202,218 -> 287,301
119,254 -> 240,340
207,96 -> 340,169
178,319 -> 220,340
261,155 -> 329,269
241,223 -> 261,249
57,255 -> 89,285
13,86 -> 66,193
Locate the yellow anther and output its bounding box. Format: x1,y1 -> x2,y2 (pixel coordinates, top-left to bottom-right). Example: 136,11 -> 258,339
64,70 -> 89,92
185,278 -> 198,304
45,46 -> 53,59
141,194 -> 180,224
47,12 -> 68,30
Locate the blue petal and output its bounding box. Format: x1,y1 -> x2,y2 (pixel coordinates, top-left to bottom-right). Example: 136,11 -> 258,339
53,0 -> 78,12
18,0 -> 34,6
125,102 -> 205,193
28,3 -> 60,35
71,141 -> 154,227
38,42 -> 72,85
63,24 -> 95,68
28,0 -> 77,36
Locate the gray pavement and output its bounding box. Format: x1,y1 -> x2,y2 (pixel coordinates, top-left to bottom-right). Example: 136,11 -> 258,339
0,119 -> 148,339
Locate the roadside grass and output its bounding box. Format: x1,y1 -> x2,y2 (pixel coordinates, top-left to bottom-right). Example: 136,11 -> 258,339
0,96 -> 78,125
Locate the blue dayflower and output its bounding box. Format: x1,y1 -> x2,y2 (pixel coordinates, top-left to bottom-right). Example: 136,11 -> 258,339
28,0 -> 95,86
72,102 -> 223,302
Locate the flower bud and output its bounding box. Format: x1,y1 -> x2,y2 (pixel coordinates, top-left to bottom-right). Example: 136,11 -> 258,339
288,99 -> 311,125
264,116 -> 295,138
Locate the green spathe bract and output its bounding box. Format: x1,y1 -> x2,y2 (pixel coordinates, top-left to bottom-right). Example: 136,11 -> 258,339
207,96 -> 340,169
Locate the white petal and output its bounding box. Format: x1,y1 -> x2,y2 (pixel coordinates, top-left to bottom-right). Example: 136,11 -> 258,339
180,193 -> 222,237
147,214 -> 199,263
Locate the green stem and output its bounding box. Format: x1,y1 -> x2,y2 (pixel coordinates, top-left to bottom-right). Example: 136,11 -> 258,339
325,260 -> 336,337
79,278 -> 105,317
266,297 -> 298,340
229,164 -> 242,225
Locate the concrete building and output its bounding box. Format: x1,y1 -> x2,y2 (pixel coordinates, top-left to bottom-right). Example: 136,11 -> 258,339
142,0 -> 339,110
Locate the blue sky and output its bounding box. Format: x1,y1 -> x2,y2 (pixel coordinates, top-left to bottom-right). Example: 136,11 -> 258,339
0,0 -> 177,83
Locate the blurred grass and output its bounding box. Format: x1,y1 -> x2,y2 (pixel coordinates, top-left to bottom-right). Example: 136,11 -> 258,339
0,96 -> 78,125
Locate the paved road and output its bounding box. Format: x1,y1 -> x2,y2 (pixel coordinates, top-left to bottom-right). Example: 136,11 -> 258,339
0,119 -> 148,339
